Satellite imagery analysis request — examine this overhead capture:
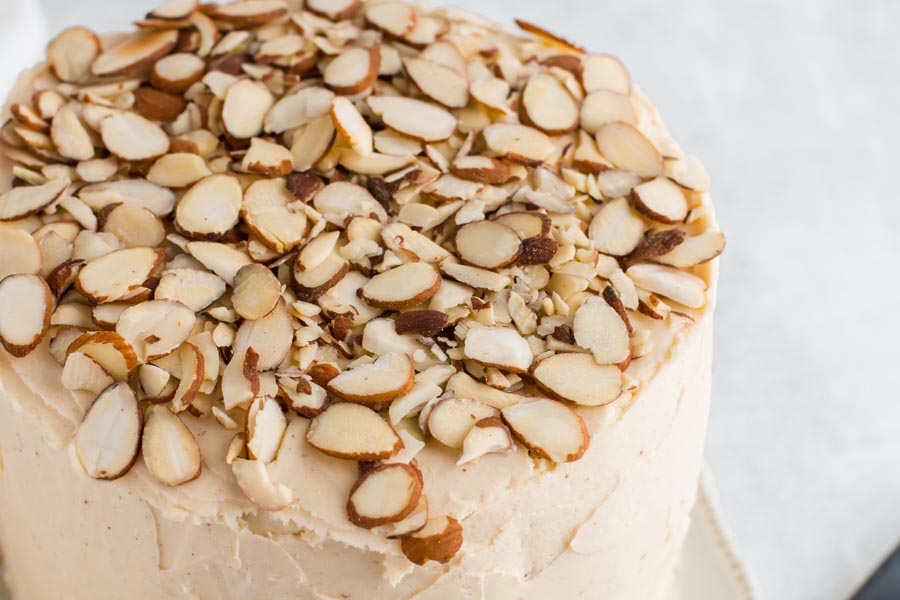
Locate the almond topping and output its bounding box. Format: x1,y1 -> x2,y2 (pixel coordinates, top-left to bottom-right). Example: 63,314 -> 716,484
75,247 -> 166,303
150,52 -> 205,93
427,397 -> 498,449
278,376 -> 329,417
149,0 -> 199,20
328,352 -> 415,406
241,178 -> 308,253
483,123 -> 554,166
62,352 -> 115,395
463,325 -> 533,372
655,231 -> 725,268
148,153 -> 212,188
47,27 -> 101,82
595,122 -> 663,179
100,111 -> 171,162
210,0 -> 288,24
92,30 -> 178,77
175,174 -> 242,239
440,262 -> 510,292
520,73 -> 579,135
502,398 -> 589,462
67,331 -> 139,381
630,228 -> 686,262
367,96 -> 457,143
0,274 -> 52,357
171,342 -> 205,412
361,262 -> 442,310
581,90 -> 637,133
142,404 -> 202,486
242,138 -> 294,176
365,2 -> 417,37
324,46 -> 380,95
514,19 -> 585,54
73,382 -> 142,480
457,416 -> 514,465
573,296 -> 631,365
517,236 -> 558,265
625,263 -> 707,309
581,53 -> 631,95
0,178 -> 69,221
292,252 -> 348,301
347,463 -> 423,528
223,80 -> 275,139
307,402 -> 403,461
395,310 -> 447,337
232,458 -> 294,510
232,263 -> 282,320
232,299 -> 294,370
455,221 -> 521,269
450,155 -> 510,185
116,300 -> 196,361
102,203 -> 166,248
631,177 -> 689,224
532,353 -> 624,406
306,0 -> 362,20
246,396 -> 287,463
400,515 -> 463,565
0,228 -> 41,280
51,105 -> 95,161
266,87 -> 335,134
588,197 -> 646,256
664,155 -> 711,192
403,57 -> 469,108
330,96 -> 374,157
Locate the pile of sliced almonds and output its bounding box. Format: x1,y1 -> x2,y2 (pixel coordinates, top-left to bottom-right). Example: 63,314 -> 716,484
0,0 -> 724,566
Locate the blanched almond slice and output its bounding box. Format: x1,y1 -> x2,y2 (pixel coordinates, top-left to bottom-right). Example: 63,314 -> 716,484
664,155 -> 711,192
595,122 -> 663,179
455,221 -> 521,269
246,396 -> 287,463
581,90 -> 637,133
573,296 -> 630,365
502,399 -> 589,462
532,353 -> 623,406
450,155 -> 510,185
73,382 -> 141,480
348,463 -> 422,528
367,96 -> 457,143
307,402 -> 403,460
588,197 -> 645,256
0,227 -> 41,280
241,178 -> 309,253
427,397 -> 498,449
290,115 -> 336,171
361,262 -> 442,310
440,261 -> 510,292
92,30 -> 178,77
626,263 -> 707,309
100,111 -> 170,161
306,0 -> 362,20
62,352 -> 115,395
232,263 -> 282,320
328,352 -> 415,406
324,46 -> 380,95
149,0 -> 198,20
331,97 -> 373,157
51,105 -> 95,161
47,27 -> 101,82
400,515 -> 463,565
457,416 -> 514,465
170,342 -> 205,412
210,0 -> 287,23
116,300 -> 196,361
75,247 -> 166,303
232,299 -> 293,370
482,124 -> 553,166
175,174 -> 242,239
222,80 -> 275,140
292,252 -> 349,301
242,138 -> 293,176
581,53 -> 631,95
403,58 -> 468,108
464,325 -> 533,372
0,177 -> 69,221
365,2 -> 416,37
655,231 -> 725,267
631,177 -> 689,224
232,458 -> 294,510
150,52 -> 205,93
78,179 -> 176,217
142,404 -> 202,486
68,331 -> 139,381
278,376 -> 329,417
0,275 -> 52,357
520,73 -> 579,135
148,153 -> 211,188
266,87 -> 335,134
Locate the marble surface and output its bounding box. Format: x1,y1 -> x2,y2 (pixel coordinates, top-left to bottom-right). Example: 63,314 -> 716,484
10,1 -> 900,599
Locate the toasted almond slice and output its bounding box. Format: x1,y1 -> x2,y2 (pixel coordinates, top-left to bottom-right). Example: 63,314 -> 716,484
210,0 -> 288,24
75,247 -> 166,303
133,86 -> 188,123
242,138 -> 294,176
664,155 -> 711,192
188,10 -> 218,57
403,57 -> 468,108
149,0 -> 199,20
62,352 -> 115,395
514,19 -> 584,54
449,156 -> 510,185
464,325 -> 533,372
631,177 -> 689,224
502,399 -> 589,462
51,105 -> 95,161
11,103 -> 49,132
0,178 -> 69,221
115,300 -> 196,362
324,46 -> 380,95
47,27 -> 102,82
306,0 -> 362,19
92,30 -> 179,77
331,97 -> 373,157
34,89 -> 67,120
383,223 -> 450,263
0,227 -> 41,280
100,111 -> 170,161
440,261 -> 510,292
365,2 -> 416,37
520,73 -> 579,135
395,310 -> 448,338
67,331 -> 139,381
222,80 -> 275,140
0,275 -> 52,357
246,396 -> 287,463
265,87 -> 335,134
232,458 -> 293,510
362,262 -> 442,310
581,54 -> 631,95
400,515 -> 463,565
295,230 -> 339,273
184,241 -> 252,285
278,376 -> 329,417
290,115 -> 336,171
532,353 -> 623,406
368,96 -> 457,143
142,404 -> 202,486
581,90 -> 637,133
493,211 -> 551,239
516,237 -> 558,266
232,263 -> 282,320
348,463 -> 422,528
139,363 -> 171,399
292,252 -> 349,301
170,342 -> 205,412
457,416 -> 514,465
73,382 -> 141,480
307,403 -> 403,460
427,397 -> 498,449
630,228 -> 686,262
175,174 -> 242,239
655,231 -> 725,268
626,263 -> 707,309
148,153 -> 212,188
233,299 -> 294,370
78,179 -> 176,217
482,123 -> 553,166
573,296 -> 630,365
328,352 -> 415,406
588,197 -> 645,256
241,178 -> 309,253
150,52 -> 205,93
595,122 -> 662,179
455,221 -> 521,269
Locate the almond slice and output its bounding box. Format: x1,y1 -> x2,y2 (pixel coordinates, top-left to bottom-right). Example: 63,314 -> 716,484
73,382 -> 142,480
232,263 -> 282,320
142,404 -> 202,486
100,111 -> 170,161
292,252 -> 349,301
455,221 -> 521,269
427,398 -> 498,449
482,124 -> 554,166
116,300 -> 196,362
306,0 -> 362,20
51,105 -> 95,161
232,458 -> 293,510
347,463 -> 423,528
67,331 -> 139,381
366,96 -> 457,143
149,0 -> 199,20
328,352 -> 415,406
222,80 -> 275,140
78,179 -> 176,217
631,177 -> 689,224
573,296 -> 630,365
175,174 -> 242,239
221,349 -> 259,410
457,416 -> 514,465
655,231 -> 725,268
445,371 -> 522,410
89,303 -> 126,330
0,227 -> 41,280
493,212 -> 551,239
0,178 -> 69,221
184,241 -> 252,285
138,363 -> 172,399
246,395 -> 287,463
324,46 -> 380,95
520,73 -> 579,135
383,223 -> 450,263
266,87 -> 335,134
595,122 -> 662,179
242,178 -> 309,253
242,138 -> 293,176
365,2 -> 417,37
625,263 -> 707,309
629,228 -> 686,262
61,352 -> 115,395
514,19 -> 584,54
374,491 -> 428,538
150,52 -> 206,93
47,27 -> 102,82
0,275 -> 52,357
133,87 -> 188,123
664,155 -> 711,192
395,310 -> 448,337
361,262 -> 442,310
339,149 -> 415,175
147,153 -> 212,188
502,399 -> 589,462
92,30 -> 179,77
580,53 -> 631,95
449,155 -> 510,185
232,299 -> 294,370
588,197 -> 645,256
331,96 -> 374,157
440,261 -> 510,292
420,41 -> 465,75
290,116 -> 336,171
75,247 -> 166,303
209,0 -> 288,24
580,90 -> 637,133
307,403 -> 403,461
517,236 -> 558,265
532,353 -> 623,406
278,376 -> 329,417
400,515 -> 463,565
171,342 -> 205,412
464,325 -> 533,372
403,58 -> 468,108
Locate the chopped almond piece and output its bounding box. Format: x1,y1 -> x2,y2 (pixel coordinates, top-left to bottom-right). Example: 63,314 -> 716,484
361,262 -> 442,310
631,177 -> 689,224
73,383 -> 142,480
142,405 -> 202,486
400,516 -> 463,565
520,73 -> 579,135
655,231 -> 725,267
116,300 -> 196,361
455,221 -> 521,269
502,399 -> 589,462
464,325 -> 533,372
367,96 -> 457,143
324,46 -> 381,95
307,403 -> 403,461
595,122 -> 663,179
246,396 -> 287,463
92,30 -> 178,77
170,342 -> 205,412
482,123 -> 554,166
150,52 -> 205,93
0,275 -> 52,358
47,27 -> 101,82
626,263 -> 708,309
404,57 -> 469,108
232,263 -> 282,320
306,0 -> 362,20
232,458 -> 294,510
278,376 -> 329,417
457,416 -> 514,465
580,53 -> 631,95
329,353 -> 415,407
241,178 -> 309,253
347,463 -> 423,528
532,353 -> 623,406
588,197 -> 645,257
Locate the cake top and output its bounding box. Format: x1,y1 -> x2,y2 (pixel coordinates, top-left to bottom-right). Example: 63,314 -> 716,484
0,0 -> 723,565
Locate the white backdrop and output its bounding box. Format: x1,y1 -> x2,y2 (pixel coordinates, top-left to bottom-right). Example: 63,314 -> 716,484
12,1 -> 900,599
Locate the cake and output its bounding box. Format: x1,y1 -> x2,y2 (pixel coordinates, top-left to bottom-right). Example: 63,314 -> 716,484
0,1 -> 725,598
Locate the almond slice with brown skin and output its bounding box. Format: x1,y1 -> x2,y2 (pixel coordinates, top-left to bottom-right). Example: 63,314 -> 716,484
209,0 -> 288,25
374,491 -> 428,538
440,261 -> 510,292
47,27 -> 101,82
0,227 -> 41,280
367,96 -> 457,143
449,155 -> 510,185
383,223 -> 450,263
0,274 -> 52,358
61,352 -> 115,395
222,80 -> 275,140
629,228 -> 686,262
307,402 -> 403,461
464,325 -> 533,372
573,296 -> 631,365
626,263 -> 708,309
328,352 -> 415,407
400,515 -> 463,565
232,263 -> 282,320
73,382 -> 142,480
242,178 -> 309,253
100,111 -> 171,162
175,174 -> 242,239
306,0 -> 362,20
0,177 -> 69,221
532,353 -> 624,406
242,138 -> 293,176
395,310 -> 448,337
291,116 -> 336,171
184,241 -> 252,285
148,153 -> 212,188
115,300 -> 196,361
514,19 -> 585,54
75,247 -> 166,303
339,150 -> 415,176
493,212 -> 551,239
232,299 -> 294,370
142,404 -> 202,486
78,179 -> 176,217
664,155 -> 711,192
655,231 -> 725,268
365,2 -> 417,37
520,73 -> 579,135
457,416 -> 514,465
324,46 -> 381,95
580,53 -> 631,95
171,342 -> 205,412
149,0 -> 198,20
331,96 -> 373,157
455,221 -> 521,269
292,252 -> 349,301
502,399 -> 589,462
482,123 -> 554,166
631,177 -> 689,224
266,87 -> 335,134
588,197 -> 645,256
595,122 -> 663,179
246,395 -> 287,463
232,458 -> 293,510
92,30 -> 179,77
51,105 -> 95,161
67,331 -> 139,381
581,90 -> 637,133
420,41 -> 465,75
361,262 -> 442,310
278,376 -> 329,418
403,57 -> 469,108
427,398 -> 499,449
517,237 -> 558,266
150,52 -> 205,93
347,463 -> 423,528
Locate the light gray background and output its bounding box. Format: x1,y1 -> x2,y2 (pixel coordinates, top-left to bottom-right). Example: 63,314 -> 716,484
10,1 -> 900,599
